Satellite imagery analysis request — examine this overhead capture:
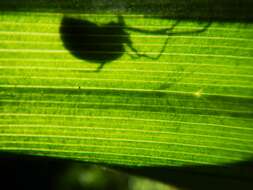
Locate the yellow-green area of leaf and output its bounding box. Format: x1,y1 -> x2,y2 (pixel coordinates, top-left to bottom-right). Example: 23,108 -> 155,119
0,11 -> 253,169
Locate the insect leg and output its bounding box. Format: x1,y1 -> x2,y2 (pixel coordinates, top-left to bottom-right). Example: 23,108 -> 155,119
95,62 -> 106,72
125,20 -> 180,60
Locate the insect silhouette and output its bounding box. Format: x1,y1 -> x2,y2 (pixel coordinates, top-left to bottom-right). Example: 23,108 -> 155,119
60,16 -> 210,72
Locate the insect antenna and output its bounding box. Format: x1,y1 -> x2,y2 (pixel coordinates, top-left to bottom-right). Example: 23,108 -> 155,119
125,20 -> 211,60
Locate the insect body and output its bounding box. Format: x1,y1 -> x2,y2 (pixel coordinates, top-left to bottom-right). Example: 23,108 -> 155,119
60,16 -> 210,72
60,16 -> 134,71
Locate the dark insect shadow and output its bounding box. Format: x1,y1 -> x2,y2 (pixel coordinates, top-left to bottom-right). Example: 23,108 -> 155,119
60,16 -> 129,72
60,16 -> 210,72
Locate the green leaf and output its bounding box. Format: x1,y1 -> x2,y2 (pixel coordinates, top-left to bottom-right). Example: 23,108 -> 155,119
0,0 -> 253,188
